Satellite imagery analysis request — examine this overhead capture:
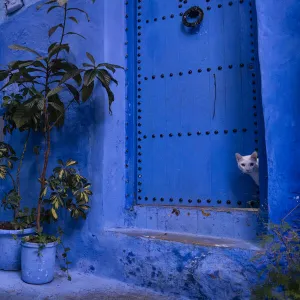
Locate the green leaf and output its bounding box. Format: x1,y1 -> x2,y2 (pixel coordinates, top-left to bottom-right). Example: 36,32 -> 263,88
36,0 -> 56,10
47,6 -> 60,13
49,24 -> 63,37
67,8 -> 90,21
48,42 -> 58,53
97,63 -> 124,73
97,70 -> 118,114
41,187 -> 48,197
83,63 -> 94,68
12,106 -> 32,128
59,69 -> 83,85
51,208 -> 58,219
65,32 -> 86,40
98,69 -> 118,86
9,44 -> 42,57
65,84 -> 80,103
68,16 -> 78,24
81,81 -> 94,102
66,160 -> 77,167
0,166 -> 7,179
32,60 -> 47,69
86,52 -> 95,65
0,73 -> 20,91
48,95 -> 65,127
48,101 -> 64,113
83,69 -> 97,86
80,205 -> 89,210
57,0 -> 68,6
48,44 -> 70,58
57,159 -> 64,166
0,71 -> 9,82
47,86 -> 63,98
7,160 -> 13,170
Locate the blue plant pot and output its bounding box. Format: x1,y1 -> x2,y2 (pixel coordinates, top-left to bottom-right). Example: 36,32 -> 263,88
21,241 -> 58,284
0,227 -> 35,271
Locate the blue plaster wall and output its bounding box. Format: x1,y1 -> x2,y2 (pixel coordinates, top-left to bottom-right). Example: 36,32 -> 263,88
0,0 -> 299,299
0,0 -> 126,227
256,0 -> 300,224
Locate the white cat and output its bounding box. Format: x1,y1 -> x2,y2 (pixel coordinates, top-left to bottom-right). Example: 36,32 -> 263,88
235,152 -> 259,186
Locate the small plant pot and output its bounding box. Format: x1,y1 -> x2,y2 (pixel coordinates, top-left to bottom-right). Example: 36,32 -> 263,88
21,240 -> 58,285
0,227 -> 35,271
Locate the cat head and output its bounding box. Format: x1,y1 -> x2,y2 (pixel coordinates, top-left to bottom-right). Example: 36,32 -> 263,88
235,151 -> 258,174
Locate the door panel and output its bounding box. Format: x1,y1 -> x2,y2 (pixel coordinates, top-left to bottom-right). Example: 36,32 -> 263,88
135,0 -> 261,207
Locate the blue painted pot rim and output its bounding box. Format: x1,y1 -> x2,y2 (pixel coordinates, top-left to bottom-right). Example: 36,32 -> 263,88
22,241 -> 58,248
0,227 -> 35,236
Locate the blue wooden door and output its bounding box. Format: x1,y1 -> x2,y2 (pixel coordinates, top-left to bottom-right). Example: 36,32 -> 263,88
132,0 -> 262,208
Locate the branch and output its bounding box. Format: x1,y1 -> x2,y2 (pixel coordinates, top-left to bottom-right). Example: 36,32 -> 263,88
282,203 -> 300,222
16,129 -> 31,195
55,3 -> 68,61
273,227 -> 295,265
6,170 -> 16,190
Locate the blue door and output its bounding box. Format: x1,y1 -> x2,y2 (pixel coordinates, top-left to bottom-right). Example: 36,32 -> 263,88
128,0 -> 263,208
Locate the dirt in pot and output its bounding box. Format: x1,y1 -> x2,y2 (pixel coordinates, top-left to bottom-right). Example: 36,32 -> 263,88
24,234 -> 57,244
0,222 -> 33,230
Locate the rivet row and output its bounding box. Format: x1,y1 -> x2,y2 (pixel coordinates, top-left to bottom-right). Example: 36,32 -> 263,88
139,1 -> 249,23
249,1 -> 259,147
138,64 -> 253,81
137,197 -> 243,205
124,0 -> 130,192
138,129 -> 249,139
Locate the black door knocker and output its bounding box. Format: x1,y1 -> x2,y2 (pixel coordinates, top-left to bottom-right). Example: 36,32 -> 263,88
182,6 -> 204,28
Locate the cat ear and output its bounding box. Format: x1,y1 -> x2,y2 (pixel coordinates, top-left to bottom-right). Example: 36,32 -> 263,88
251,151 -> 258,160
235,153 -> 242,161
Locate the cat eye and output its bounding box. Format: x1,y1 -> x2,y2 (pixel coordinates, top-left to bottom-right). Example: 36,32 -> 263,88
250,163 -> 254,166
241,164 -> 245,167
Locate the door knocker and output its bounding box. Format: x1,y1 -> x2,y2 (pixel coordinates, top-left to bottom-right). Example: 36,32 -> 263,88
182,6 -> 204,28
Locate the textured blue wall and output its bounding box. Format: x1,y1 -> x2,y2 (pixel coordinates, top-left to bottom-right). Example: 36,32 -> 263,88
0,0 -> 126,227
256,0 -> 300,224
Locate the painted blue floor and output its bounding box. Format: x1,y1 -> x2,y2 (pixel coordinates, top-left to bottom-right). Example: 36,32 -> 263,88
0,271 -> 187,300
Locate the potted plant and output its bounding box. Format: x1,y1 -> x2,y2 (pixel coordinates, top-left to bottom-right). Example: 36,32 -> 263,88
0,0 -> 122,284
0,136 -> 36,270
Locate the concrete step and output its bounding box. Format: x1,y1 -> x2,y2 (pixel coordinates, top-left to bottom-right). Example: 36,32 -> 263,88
99,229 -> 260,299
0,271 -> 186,300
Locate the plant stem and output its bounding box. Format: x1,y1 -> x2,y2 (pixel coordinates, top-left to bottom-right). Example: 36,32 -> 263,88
7,171 -> 16,190
14,129 -> 31,219
6,169 -> 19,219
36,63 -> 51,233
36,4 -> 69,233
55,4 -> 68,61
273,228 -> 295,265
282,203 -> 300,222
16,129 -> 30,195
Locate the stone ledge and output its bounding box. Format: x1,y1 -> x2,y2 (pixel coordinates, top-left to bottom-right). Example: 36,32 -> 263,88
132,205 -> 260,241
136,204 -> 259,213
106,228 -> 261,251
